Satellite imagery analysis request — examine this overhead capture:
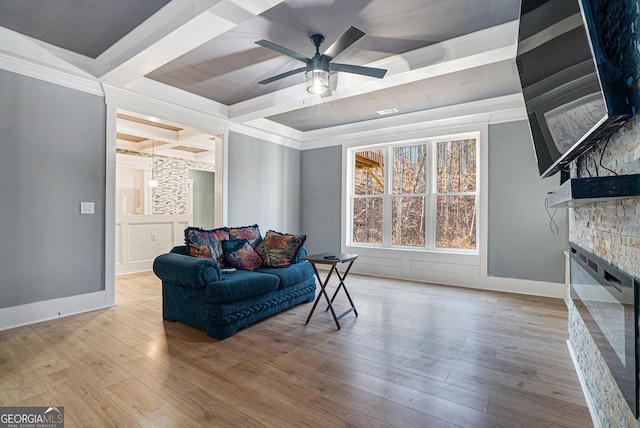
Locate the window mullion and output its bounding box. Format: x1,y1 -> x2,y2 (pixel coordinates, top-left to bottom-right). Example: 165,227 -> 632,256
382,146 -> 392,247
425,141 -> 436,250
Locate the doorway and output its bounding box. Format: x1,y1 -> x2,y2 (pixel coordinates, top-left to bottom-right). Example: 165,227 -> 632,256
188,170 -> 215,229
113,111 -> 218,274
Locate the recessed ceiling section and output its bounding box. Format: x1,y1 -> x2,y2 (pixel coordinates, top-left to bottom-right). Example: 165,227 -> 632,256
0,0 -> 171,58
116,132 -> 147,143
266,60 -> 522,132
145,0 -> 520,105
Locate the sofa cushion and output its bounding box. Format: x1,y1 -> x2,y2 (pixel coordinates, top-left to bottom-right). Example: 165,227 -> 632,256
255,261 -> 314,289
205,270 -> 279,304
184,226 -> 229,266
256,230 -> 307,268
228,224 -> 262,248
222,239 -> 263,271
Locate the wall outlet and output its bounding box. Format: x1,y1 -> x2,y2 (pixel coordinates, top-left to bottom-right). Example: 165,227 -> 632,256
151,232 -> 157,241
80,202 -> 94,214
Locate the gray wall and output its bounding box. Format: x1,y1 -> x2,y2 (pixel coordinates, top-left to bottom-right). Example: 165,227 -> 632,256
0,70 -> 106,309
300,145 -> 342,255
296,123 -> 569,284
227,131 -> 301,233
188,169 -> 215,229
487,120 -> 568,283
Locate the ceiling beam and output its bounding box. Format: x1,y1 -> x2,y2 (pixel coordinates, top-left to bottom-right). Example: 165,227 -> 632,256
99,0 -> 285,87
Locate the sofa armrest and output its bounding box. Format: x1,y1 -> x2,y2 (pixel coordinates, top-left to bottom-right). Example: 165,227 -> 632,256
153,253 -> 221,288
170,245 -> 189,256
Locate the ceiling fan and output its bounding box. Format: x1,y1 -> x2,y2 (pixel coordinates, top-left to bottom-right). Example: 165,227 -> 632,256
255,26 -> 387,95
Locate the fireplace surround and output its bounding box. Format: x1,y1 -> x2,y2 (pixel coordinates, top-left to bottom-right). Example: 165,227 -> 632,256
570,242 -> 640,417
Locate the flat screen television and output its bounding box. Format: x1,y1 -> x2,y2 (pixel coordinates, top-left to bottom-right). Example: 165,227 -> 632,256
516,0 -> 632,178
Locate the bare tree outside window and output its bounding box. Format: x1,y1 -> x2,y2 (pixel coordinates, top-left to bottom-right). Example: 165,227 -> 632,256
392,145 -> 427,246
350,137 -> 477,251
436,139 -> 476,249
353,197 -> 383,244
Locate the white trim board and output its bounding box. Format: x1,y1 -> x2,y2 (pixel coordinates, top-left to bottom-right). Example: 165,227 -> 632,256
0,291 -> 114,332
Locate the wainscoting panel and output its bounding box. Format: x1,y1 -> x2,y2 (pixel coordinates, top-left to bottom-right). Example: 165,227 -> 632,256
115,215 -> 191,274
127,222 -> 174,263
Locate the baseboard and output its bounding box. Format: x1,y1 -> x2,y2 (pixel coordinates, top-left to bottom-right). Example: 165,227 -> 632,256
116,261 -> 153,275
347,267 -> 565,299
567,339 -> 601,428
0,291 -> 114,331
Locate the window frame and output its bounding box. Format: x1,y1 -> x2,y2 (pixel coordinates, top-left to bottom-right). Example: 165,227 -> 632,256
347,131 -> 480,254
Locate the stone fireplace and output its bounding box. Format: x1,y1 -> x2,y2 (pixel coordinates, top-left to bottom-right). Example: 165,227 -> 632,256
568,117 -> 640,425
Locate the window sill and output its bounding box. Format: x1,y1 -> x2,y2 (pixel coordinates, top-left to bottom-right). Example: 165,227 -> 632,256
347,243 -> 478,256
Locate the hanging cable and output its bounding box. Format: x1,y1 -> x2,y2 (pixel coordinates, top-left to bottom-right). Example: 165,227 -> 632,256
599,133 -> 618,176
544,193 -> 559,235
589,150 -> 599,177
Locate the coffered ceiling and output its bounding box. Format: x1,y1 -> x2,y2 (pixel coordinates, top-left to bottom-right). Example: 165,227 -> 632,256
0,0 -> 525,148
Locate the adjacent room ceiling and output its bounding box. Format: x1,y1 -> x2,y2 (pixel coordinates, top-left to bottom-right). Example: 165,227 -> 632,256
116,112 -> 218,163
0,0 -> 525,144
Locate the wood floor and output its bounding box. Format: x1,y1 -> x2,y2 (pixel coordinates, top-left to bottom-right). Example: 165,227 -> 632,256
0,272 -> 593,427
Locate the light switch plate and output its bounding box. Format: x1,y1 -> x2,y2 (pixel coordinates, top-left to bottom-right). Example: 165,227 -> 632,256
80,202 -> 95,214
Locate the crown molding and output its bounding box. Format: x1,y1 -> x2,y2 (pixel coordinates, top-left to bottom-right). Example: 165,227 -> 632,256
0,25 -> 96,75
0,52 -> 103,96
227,122 -> 302,150
125,77 -> 229,119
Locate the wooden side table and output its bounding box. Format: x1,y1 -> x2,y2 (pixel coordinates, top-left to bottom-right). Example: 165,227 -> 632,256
303,252 -> 359,329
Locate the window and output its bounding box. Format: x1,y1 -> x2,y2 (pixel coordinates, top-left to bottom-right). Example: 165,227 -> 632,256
350,135 -> 477,251
353,149 -> 384,244
435,139 -> 477,249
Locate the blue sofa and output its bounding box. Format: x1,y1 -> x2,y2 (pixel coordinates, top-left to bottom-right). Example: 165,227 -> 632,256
153,245 -> 316,340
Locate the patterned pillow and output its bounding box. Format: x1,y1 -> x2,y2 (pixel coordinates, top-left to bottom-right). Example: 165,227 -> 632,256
184,227 -> 229,266
228,224 -> 262,248
257,230 -> 307,268
221,239 -> 263,271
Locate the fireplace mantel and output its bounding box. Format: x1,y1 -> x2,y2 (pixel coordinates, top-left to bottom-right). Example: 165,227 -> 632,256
546,174 -> 640,208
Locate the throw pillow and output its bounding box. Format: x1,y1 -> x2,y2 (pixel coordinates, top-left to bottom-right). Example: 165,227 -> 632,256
228,224 -> 262,248
221,239 -> 263,271
184,227 -> 230,266
257,230 -> 307,268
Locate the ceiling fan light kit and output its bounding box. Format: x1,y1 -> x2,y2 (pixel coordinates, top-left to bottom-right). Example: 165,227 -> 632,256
305,69 -> 330,94
256,26 -> 387,96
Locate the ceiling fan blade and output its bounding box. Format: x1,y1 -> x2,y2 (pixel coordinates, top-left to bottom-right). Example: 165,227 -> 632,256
323,26 -> 365,61
255,40 -> 309,63
257,66 -> 307,85
330,63 -> 387,79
